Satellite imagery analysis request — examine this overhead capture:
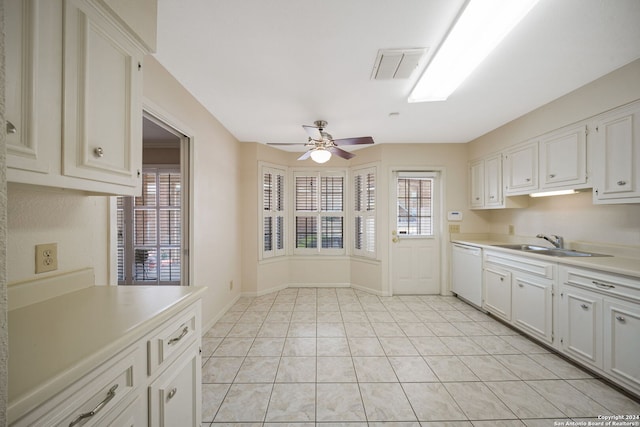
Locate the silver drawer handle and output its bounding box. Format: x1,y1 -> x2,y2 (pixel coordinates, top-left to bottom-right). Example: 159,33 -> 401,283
617,180 -> 626,186
592,281 -> 615,289
580,304 -> 589,310
616,315 -> 626,323
168,326 -> 189,345
69,384 -> 118,427
94,147 -> 104,158
167,387 -> 178,401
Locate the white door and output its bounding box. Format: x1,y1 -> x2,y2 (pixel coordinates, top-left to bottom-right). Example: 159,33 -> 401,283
390,172 -> 441,295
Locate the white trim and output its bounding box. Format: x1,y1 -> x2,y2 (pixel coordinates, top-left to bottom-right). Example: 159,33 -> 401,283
201,293 -> 242,335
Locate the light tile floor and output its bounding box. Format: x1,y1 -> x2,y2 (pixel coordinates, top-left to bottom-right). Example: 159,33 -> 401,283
201,288 -> 640,426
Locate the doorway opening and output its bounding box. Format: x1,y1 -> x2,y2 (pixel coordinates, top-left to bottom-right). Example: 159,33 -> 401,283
117,113 -> 190,285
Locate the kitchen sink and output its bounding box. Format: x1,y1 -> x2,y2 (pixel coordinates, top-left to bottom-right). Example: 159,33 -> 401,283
491,244 -> 612,257
492,244 -> 550,251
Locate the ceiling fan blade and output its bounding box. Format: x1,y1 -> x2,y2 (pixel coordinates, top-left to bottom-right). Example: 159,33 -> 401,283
333,136 -> 374,146
297,150 -> 312,161
302,125 -> 322,141
267,142 -> 308,146
327,146 -> 355,160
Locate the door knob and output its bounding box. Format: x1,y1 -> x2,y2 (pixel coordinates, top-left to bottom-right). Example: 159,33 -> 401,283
392,237 -> 399,243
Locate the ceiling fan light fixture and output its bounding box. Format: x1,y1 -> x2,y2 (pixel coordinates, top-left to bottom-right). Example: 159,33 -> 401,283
310,148 -> 332,164
408,0 -> 539,103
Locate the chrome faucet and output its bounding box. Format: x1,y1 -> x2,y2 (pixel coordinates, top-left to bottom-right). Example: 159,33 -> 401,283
536,234 -> 564,249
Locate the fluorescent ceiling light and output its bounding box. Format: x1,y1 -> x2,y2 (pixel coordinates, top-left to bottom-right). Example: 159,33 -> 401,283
409,0 -> 539,102
310,148 -> 331,164
530,189 -> 579,198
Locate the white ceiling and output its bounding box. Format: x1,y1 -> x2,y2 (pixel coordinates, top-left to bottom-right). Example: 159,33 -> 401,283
155,0 -> 640,150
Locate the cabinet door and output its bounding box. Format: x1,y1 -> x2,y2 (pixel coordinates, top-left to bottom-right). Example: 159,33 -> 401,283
149,342 -> 202,427
540,124 -> 587,189
5,0 -> 59,174
484,154 -> 503,207
483,267 -> 511,321
469,160 -> 484,208
512,276 -> 553,344
559,286 -> 602,369
603,299 -> 640,391
592,102 -> 640,203
504,141 -> 538,194
62,0 -> 143,192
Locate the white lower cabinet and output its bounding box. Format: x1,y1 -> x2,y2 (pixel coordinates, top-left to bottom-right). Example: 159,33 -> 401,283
512,275 -> 553,344
559,285 -> 603,369
10,299 -> 202,427
149,341 -> 201,427
559,265 -> 640,395
483,250 -> 555,345
483,267 -> 512,322
604,299 -> 640,390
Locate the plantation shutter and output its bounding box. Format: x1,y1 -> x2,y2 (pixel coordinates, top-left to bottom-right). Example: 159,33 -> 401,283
353,166 -> 376,258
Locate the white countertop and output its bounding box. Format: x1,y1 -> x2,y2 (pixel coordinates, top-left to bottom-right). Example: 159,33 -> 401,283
452,237 -> 640,279
9,285 -> 207,419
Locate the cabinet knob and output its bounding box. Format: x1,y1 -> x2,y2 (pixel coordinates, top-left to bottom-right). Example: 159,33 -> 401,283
489,196 -> 495,199
615,315 -> 626,323
518,283 -> 524,288
580,304 -> 589,310
475,197 -> 480,201
94,147 -> 104,158
549,174 -> 555,178
499,277 -> 504,282
617,180 -> 627,186
525,178 -> 531,182
167,387 -> 178,401
6,121 -> 17,134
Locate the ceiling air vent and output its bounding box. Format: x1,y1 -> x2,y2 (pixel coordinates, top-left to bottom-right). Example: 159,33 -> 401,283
371,48 -> 427,80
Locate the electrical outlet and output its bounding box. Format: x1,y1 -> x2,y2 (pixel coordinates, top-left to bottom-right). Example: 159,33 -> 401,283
35,243 -> 58,274
508,224 -> 515,235
229,280 -> 234,291
449,224 -> 460,233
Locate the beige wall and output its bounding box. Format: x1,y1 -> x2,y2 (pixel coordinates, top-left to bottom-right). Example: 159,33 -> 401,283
143,56 -> 243,329
468,59 -> 640,247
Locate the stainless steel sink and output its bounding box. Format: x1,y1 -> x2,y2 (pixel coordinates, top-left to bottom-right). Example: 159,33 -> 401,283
491,244 -> 612,257
492,244 -> 550,251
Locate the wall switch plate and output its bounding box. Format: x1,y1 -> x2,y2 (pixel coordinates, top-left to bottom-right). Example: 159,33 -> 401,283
36,243 -> 58,273
508,224 -> 515,235
449,224 -> 460,233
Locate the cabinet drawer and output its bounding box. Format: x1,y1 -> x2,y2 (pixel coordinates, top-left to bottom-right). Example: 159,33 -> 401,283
13,345 -> 142,427
484,251 -> 555,279
148,303 -> 201,375
561,266 -> 640,304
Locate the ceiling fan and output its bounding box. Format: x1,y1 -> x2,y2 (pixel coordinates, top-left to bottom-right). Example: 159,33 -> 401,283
267,120 -> 374,163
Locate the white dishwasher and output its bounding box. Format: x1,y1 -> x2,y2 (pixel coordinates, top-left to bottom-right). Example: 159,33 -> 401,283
451,243 -> 483,308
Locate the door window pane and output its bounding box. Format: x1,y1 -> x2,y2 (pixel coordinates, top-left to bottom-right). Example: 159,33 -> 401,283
397,177 -> 433,236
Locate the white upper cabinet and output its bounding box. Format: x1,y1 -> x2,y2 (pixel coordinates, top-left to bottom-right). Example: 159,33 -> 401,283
469,159 -> 484,208
5,0 -> 149,196
484,154 -> 503,207
62,0 -> 143,191
504,141 -> 538,195
470,154 -> 527,210
592,101 -> 640,204
5,0 -> 60,175
540,124 -> 587,189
